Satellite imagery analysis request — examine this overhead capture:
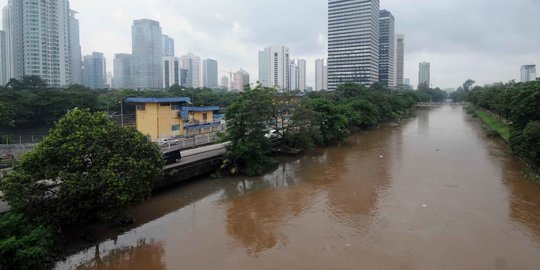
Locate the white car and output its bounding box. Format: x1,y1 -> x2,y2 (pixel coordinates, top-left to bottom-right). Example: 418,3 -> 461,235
157,138 -> 179,146
265,130 -> 282,140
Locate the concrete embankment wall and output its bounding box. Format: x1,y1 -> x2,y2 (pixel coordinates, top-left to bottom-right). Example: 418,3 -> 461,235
0,144 -> 36,159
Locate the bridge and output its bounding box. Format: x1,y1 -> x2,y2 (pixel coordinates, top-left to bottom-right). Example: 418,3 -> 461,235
415,102 -> 466,107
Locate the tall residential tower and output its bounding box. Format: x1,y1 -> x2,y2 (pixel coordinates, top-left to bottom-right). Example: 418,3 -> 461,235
395,34 -> 405,87
418,62 -> 431,88
258,45 -> 291,91
202,59 -> 218,88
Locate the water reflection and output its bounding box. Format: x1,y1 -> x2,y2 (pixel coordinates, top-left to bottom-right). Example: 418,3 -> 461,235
75,240 -> 165,270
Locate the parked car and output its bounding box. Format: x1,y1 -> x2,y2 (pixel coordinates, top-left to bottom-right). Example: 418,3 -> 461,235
157,138 -> 179,147
163,149 -> 182,165
265,130 -> 282,140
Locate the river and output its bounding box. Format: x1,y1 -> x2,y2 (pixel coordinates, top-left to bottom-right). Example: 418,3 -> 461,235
56,105 -> 540,270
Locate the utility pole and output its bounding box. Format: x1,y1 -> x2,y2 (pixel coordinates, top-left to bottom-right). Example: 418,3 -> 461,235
119,100 -> 124,127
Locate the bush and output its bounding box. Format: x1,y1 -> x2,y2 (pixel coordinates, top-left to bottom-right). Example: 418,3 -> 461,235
0,213 -> 56,270
2,109 -> 164,226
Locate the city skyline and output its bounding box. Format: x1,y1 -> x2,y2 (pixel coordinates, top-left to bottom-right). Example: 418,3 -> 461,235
0,0 -> 538,88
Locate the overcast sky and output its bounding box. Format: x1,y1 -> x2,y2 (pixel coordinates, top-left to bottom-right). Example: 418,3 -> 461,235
1,0 -> 539,89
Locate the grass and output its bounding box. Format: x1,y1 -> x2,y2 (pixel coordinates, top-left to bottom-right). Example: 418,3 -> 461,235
473,108 -> 510,141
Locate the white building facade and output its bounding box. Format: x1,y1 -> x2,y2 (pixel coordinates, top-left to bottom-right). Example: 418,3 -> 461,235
521,65 -> 536,82
258,45 -> 291,91
162,56 -> 181,88
181,53 -> 201,88
418,62 -> 431,88
202,59 -> 218,88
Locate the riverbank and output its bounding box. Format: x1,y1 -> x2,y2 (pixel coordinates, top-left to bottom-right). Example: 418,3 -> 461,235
468,106 -> 510,142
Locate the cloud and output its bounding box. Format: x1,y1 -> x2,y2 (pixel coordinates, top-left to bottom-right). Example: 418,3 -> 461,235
1,0 -> 538,88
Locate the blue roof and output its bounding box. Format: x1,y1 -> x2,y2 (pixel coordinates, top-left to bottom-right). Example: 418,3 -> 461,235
181,106 -> 220,112
125,97 -> 192,104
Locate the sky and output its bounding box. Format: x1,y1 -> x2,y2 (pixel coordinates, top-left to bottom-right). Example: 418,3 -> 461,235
1,0 -> 539,89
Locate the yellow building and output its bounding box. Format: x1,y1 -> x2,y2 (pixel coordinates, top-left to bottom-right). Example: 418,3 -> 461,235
126,97 -> 222,141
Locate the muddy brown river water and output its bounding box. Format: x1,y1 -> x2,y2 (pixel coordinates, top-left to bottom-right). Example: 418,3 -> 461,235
56,105 -> 540,270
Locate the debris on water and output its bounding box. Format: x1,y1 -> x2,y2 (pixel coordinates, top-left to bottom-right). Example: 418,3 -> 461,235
436,149 -> 440,151
422,204 -> 428,208
445,185 -> 459,188
379,155 -> 384,158
345,243 -> 352,247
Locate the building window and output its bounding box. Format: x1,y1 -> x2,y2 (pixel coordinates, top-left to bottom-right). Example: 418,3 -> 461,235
172,124 -> 181,131
171,104 -> 181,111
203,113 -> 208,121
136,104 -> 145,111
160,103 -> 170,107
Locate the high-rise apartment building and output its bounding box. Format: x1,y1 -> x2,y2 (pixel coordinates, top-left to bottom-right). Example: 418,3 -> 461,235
328,0 -> 380,90
82,52 -> 106,89
221,75 -> 230,90
521,65 -> 536,82
418,62 -> 431,88
290,60 -> 299,90
162,35 -> 175,57
202,59 -> 218,88
162,56 -> 181,88
113,53 -> 132,89
258,45 -> 291,91
396,34 -> 405,87
3,0 -> 74,86
0,31 -> 7,85
379,10 -> 395,89
315,58 -> 326,91
132,19 -> 163,90
181,52 -> 201,88
232,69 -> 250,92
297,59 -> 307,91
70,10 -> 82,85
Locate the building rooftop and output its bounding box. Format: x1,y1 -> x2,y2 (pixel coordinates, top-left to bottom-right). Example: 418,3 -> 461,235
181,106 -> 221,112
125,97 -> 192,104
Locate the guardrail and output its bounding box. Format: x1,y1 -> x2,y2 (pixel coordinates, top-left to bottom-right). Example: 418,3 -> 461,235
160,133 -> 220,150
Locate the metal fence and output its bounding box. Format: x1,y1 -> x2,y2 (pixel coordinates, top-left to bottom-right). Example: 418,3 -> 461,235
160,133 -> 221,150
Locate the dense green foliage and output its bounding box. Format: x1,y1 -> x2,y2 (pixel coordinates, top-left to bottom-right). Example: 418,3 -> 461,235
0,213 -> 56,270
2,109 -> 164,226
0,84 -> 236,130
468,80 -> 540,166
223,86 -> 274,176
224,83 -> 424,175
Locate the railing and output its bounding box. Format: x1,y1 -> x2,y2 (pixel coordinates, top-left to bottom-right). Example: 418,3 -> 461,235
160,133 -> 220,150
183,120 -> 224,128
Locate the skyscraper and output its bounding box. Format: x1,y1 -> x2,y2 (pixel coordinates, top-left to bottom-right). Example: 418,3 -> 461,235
258,45 -> 290,91
0,31 -> 7,85
162,35 -> 175,57
202,59 -> 218,88
162,56 -> 181,88
132,19 -> 163,90
82,52 -> 106,89
113,53 -> 132,89
221,75 -> 230,90
69,10 -> 82,85
521,65 -> 536,82
297,59 -> 307,91
181,52 -> 201,88
396,34 -> 405,87
232,70 -> 250,92
418,62 -> 431,88
328,0 -> 380,90
290,60 -> 299,90
379,10 -> 395,89
3,0 -> 73,86
315,58 -> 326,91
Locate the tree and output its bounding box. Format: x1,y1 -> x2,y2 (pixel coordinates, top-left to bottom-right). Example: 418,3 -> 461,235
511,121 -> 540,166
224,85 -> 274,176
5,78 -> 24,91
0,213 -> 56,270
2,109 -> 164,226
463,79 -> 475,91
304,98 -> 349,144
21,75 -> 48,91
0,102 -> 15,129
